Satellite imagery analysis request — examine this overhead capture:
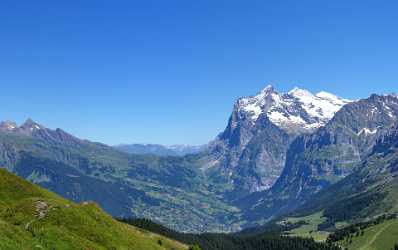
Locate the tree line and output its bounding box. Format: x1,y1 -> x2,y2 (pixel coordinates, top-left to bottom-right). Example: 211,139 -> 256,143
119,218 -> 340,250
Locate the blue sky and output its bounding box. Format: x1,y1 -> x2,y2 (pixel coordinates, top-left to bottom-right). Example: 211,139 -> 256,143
0,0 -> 397,145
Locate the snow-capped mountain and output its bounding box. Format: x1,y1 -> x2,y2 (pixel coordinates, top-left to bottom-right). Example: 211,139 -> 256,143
237,85 -> 351,133
206,85 -> 352,194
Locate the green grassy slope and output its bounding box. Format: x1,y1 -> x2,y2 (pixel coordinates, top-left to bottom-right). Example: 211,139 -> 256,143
0,169 -> 187,250
337,218 -> 398,250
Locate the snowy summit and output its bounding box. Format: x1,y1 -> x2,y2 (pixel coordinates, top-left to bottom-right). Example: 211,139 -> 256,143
237,85 -> 351,133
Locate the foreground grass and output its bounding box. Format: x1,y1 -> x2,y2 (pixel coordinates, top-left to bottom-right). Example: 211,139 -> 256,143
0,169 -> 187,250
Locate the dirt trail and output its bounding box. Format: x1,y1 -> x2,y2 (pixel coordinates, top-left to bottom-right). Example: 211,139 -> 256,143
25,200 -> 52,231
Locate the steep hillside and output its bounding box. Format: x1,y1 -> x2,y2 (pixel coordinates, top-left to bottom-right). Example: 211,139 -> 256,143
293,123 -> 398,228
0,169 -> 187,250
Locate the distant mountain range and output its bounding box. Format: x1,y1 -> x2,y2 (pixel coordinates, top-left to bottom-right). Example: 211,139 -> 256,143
1,85 -> 397,235
115,143 -> 206,156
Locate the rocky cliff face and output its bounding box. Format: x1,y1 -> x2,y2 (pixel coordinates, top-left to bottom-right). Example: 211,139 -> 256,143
292,122 -> 398,228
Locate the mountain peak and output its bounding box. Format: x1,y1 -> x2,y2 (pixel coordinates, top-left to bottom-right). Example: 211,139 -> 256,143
288,87 -> 314,98
0,121 -> 18,131
252,84 -> 276,101
260,84 -> 274,94
22,118 -> 36,125
20,118 -> 43,132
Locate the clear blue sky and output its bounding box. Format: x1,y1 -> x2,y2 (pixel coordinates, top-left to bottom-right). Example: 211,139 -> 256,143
0,0 -> 397,145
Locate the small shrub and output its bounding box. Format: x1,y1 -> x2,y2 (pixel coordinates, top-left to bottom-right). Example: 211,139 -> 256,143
157,239 -> 162,246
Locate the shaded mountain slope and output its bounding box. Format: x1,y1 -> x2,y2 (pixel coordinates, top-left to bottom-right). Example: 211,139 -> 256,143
293,123 -> 398,228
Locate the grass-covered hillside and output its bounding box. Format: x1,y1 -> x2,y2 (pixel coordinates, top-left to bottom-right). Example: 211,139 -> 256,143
0,169 -> 187,250
327,215 -> 398,250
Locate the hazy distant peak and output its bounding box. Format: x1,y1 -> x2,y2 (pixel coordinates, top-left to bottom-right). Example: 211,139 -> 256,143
0,121 -> 18,131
